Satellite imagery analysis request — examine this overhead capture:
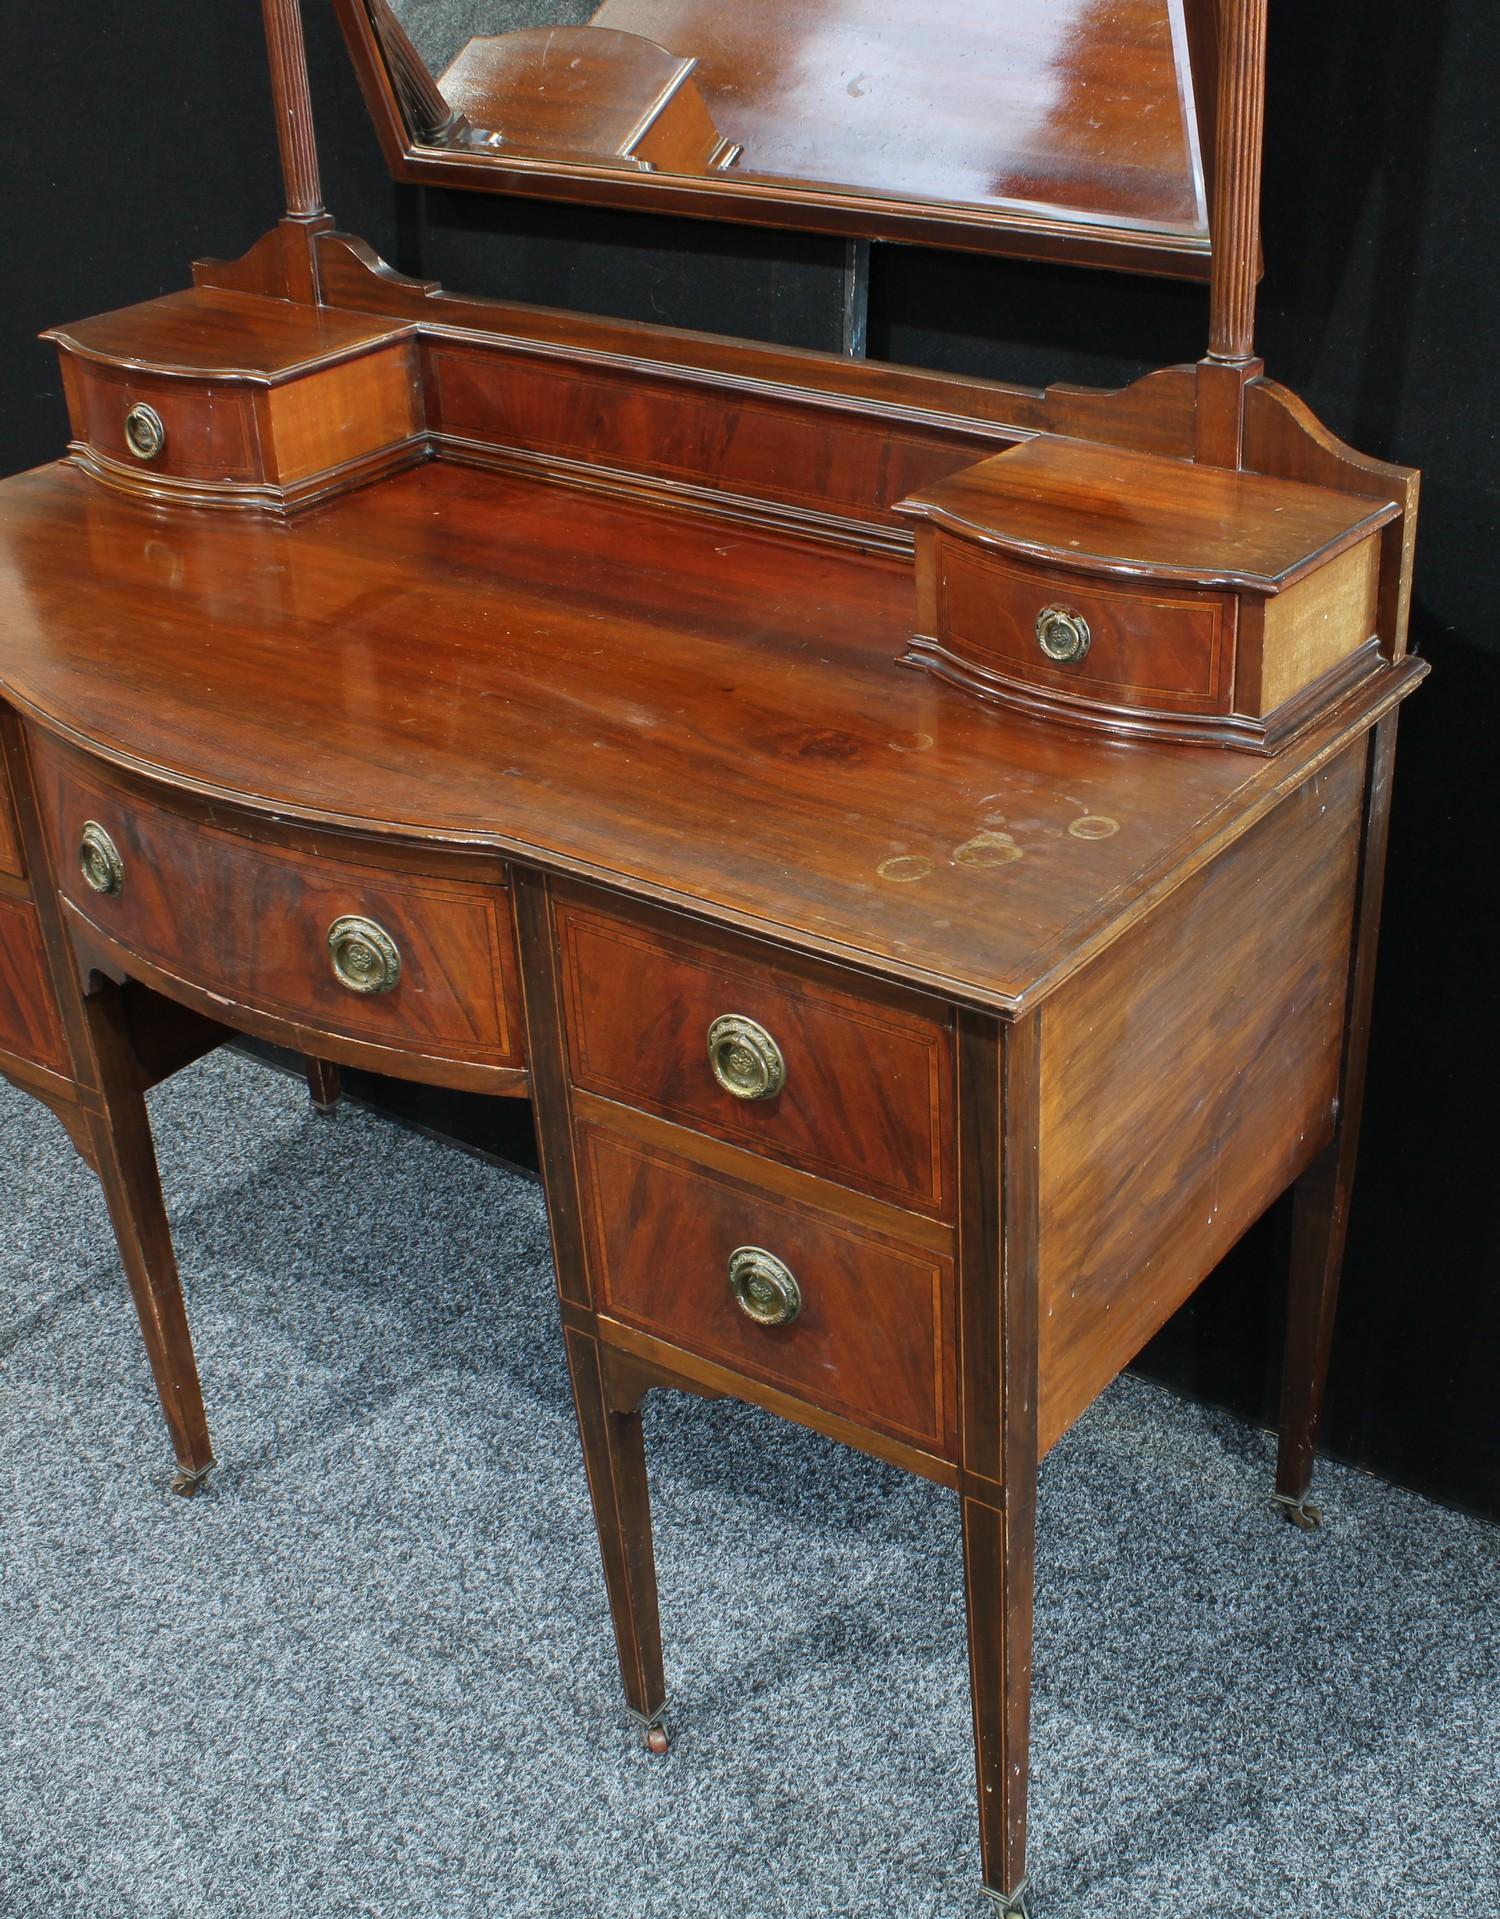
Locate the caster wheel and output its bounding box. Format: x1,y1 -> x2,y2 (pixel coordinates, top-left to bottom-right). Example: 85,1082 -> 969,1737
1279,1498 -> 1322,1531
171,1464 -> 213,1498
644,1723 -> 670,1756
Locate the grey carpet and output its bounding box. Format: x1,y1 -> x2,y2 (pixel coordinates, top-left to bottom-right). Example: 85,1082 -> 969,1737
1,1050 -> 1495,1918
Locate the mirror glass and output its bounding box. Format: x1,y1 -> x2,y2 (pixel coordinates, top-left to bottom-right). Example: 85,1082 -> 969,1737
358,0 -> 1212,266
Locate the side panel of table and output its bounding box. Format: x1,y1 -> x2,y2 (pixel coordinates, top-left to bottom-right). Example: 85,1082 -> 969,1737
1035,738 -> 1366,1453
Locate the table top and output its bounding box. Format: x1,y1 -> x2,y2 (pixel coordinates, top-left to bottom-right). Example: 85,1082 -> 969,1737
0,460 -> 1418,1013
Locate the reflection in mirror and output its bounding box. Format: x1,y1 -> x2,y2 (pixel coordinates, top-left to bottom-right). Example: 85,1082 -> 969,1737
364,0 -> 1210,242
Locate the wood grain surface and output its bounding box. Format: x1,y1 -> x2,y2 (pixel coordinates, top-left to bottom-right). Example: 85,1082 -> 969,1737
0,897 -> 69,1076
1035,740 -> 1365,1450
0,462 -> 1425,1016
556,888 -> 953,1217
32,732 -> 524,1073
576,1114 -> 956,1452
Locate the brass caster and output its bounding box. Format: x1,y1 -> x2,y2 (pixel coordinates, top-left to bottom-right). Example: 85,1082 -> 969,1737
981,1878 -> 1032,1916
1275,1494 -> 1322,1531
171,1462 -> 214,1498
631,1705 -> 671,1755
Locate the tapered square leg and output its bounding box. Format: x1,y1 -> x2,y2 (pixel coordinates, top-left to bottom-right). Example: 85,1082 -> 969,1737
1275,715 -> 1400,1528
958,1008 -> 1042,1911
304,1055 -> 342,1116
964,1487 -> 1036,1916
563,1325 -> 668,1745
1275,1144 -> 1346,1526
83,978 -> 213,1494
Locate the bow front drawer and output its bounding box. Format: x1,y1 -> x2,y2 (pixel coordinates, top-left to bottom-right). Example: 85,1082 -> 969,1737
31,735 -> 523,1082
928,539 -> 1234,717
554,892 -> 954,1219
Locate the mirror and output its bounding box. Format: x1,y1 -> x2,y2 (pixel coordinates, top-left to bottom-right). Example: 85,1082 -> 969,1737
339,0 -> 1216,273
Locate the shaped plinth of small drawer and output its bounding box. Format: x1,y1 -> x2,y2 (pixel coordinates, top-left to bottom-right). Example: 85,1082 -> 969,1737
895,435 -> 1400,751
45,287 -> 424,512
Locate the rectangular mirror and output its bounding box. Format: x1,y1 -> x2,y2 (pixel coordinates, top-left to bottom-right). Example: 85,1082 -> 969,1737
336,0 -> 1217,275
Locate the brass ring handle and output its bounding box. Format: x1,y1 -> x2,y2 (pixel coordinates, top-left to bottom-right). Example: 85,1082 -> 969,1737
727,1246 -> 802,1328
706,1013 -> 785,1101
1036,605 -> 1092,666
78,820 -> 124,898
327,915 -> 402,995
124,403 -> 166,463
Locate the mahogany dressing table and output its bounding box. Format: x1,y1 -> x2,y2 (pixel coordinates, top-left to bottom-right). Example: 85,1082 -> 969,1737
0,2 -> 1426,1910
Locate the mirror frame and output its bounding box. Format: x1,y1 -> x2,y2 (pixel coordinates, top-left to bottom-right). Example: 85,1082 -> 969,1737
330,0 -> 1223,278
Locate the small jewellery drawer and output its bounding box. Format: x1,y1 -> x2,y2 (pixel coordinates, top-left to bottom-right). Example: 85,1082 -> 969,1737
58,360 -> 263,487
48,289 -> 423,512
555,894 -> 954,1218
0,897 -> 68,1076
33,739 -> 523,1074
933,539 -> 1233,717
578,1119 -> 956,1454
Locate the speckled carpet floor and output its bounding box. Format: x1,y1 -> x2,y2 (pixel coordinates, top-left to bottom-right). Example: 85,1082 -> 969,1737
1,1050 -> 1495,1918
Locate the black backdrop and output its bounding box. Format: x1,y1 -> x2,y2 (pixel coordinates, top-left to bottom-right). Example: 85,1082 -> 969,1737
3,3 -> 1495,1518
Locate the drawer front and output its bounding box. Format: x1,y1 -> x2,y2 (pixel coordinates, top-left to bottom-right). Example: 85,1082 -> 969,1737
0,898 -> 68,1076
579,1120 -> 956,1454
59,358 -> 261,485
556,896 -> 953,1218
0,761 -> 20,878
935,536 -> 1234,715
36,746 -> 522,1070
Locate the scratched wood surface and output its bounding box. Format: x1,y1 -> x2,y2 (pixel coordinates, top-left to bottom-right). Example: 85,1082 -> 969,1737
0,460 -> 1420,1014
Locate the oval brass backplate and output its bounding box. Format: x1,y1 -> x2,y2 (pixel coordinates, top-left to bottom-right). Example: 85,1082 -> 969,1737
123,402 -> 166,463
1036,605 -> 1092,665
706,1013 -> 786,1101
727,1246 -> 802,1327
327,915 -> 402,995
78,820 -> 124,897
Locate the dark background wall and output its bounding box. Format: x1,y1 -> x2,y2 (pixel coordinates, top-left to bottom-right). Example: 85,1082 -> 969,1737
2,3 -> 1495,1517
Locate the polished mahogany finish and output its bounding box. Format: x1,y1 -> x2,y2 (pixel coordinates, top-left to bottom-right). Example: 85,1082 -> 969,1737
1035,743 -> 1364,1451
0,0 -> 1432,1909
899,436 -> 1396,747
556,890 -> 954,1217
0,761 -> 21,878
48,289 -> 422,512
901,435 -> 1397,588
0,896 -> 69,1077
0,464 -> 1423,1019
31,731 -> 526,1089
577,1109 -> 956,1453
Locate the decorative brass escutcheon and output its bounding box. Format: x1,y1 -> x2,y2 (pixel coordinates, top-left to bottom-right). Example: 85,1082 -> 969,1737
706,1013 -> 785,1101
727,1246 -> 802,1327
123,402 -> 166,463
78,820 -> 124,897
1035,605 -> 1092,665
327,915 -> 402,995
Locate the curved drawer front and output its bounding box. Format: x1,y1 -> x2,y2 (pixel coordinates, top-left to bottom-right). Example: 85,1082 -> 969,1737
59,360 -> 262,487
556,894 -> 954,1219
932,538 -> 1234,717
34,739 -> 523,1072
579,1119 -> 956,1455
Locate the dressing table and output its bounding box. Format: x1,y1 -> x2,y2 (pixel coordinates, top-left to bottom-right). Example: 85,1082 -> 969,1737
0,1 -> 1427,1910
